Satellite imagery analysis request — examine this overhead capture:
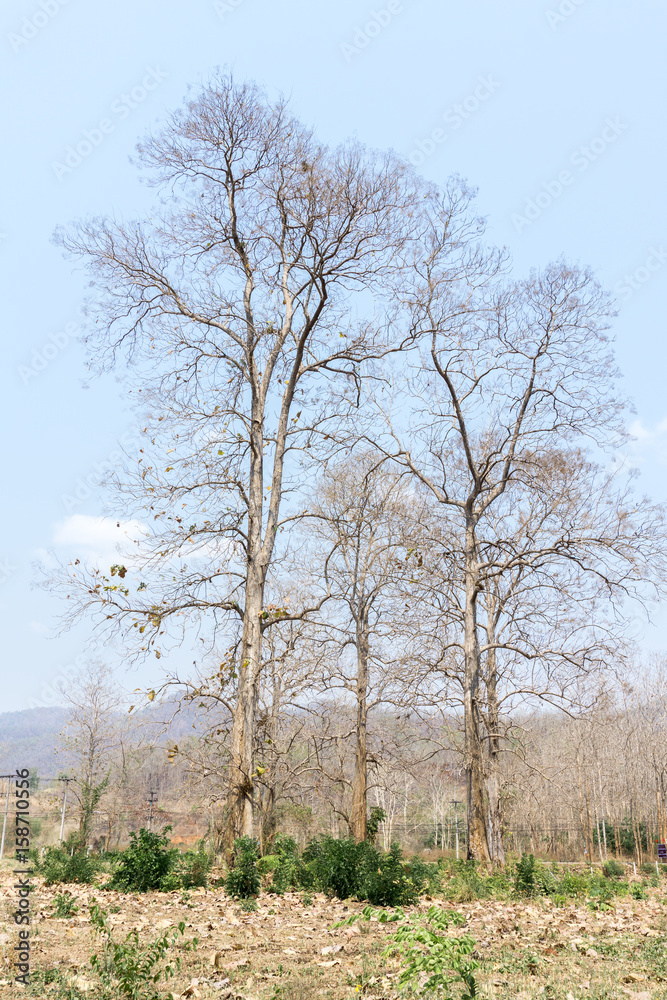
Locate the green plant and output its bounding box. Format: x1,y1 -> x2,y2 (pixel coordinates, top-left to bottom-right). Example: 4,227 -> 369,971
631,882 -> 647,900
178,846 -> 212,889
53,892 -> 80,918
36,845 -> 99,885
225,836 -> 261,899
240,896 -> 258,912
89,901 -> 197,999
302,891 -> 313,906
407,854 -> 443,895
603,858 -> 625,879
301,835 -> 417,906
587,881 -> 616,911
270,835 -> 307,894
366,806 -> 386,844
107,827 -> 178,893
340,905 -> 477,998
514,852 -> 537,896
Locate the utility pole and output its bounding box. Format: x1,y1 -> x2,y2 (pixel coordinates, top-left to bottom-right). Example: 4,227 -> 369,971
0,775 -> 12,859
59,778 -> 73,844
451,800 -> 462,860
148,790 -> 158,831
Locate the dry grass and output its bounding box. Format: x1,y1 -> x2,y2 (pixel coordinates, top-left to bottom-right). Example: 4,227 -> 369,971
2,861 -> 667,999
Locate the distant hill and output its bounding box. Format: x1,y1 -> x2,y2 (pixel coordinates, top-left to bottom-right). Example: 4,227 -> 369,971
0,706 -> 70,776
0,698 -> 212,778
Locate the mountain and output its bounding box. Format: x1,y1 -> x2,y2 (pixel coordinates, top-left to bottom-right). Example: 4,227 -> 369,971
0,706 -> 70,777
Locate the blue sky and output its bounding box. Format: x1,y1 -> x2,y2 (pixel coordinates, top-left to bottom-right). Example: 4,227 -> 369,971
1,0 -> 666,711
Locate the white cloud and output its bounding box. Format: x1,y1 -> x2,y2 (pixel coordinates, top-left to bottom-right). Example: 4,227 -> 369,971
626,417 -> 667,468
51,515 -> 146,565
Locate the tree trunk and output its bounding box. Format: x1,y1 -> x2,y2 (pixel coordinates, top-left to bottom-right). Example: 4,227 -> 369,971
485,596 -> 506,866
225,395 -> 267,846
350,614 -> 369,842
226,571 -> 263,846
463,518 -> 490,862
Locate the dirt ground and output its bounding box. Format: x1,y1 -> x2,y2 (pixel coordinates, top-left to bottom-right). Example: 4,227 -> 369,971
1,862 -> 667,999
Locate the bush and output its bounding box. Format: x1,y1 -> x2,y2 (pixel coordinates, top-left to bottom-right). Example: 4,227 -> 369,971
302,835 -> 417,906
36,846 -> 99,885
225,837 -> 261,899
106,828 -> 178,893
603,858 -> 625,879
178,847 -> 213,889
514,852 -> 537,896
406,854 -> 442,895
362,842 -> 419,907
270,835 -> 308,894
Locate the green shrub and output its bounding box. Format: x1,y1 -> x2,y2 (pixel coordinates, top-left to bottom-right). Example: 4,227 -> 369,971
106,828 -> 178,893
37,846 -> 99,885
178,847 -> 212,889
302,836 -> 360,899
406,855 -> 442,895
603,859 -> 625,879
257,854 -> 279,875
363,842 -> 419,907
366,806 -> 386,844
270,835 -> 311,894
302,836 -> 417,906
443,859 -> 493,902
225,836 -> 261,899
514,852 -> 537,896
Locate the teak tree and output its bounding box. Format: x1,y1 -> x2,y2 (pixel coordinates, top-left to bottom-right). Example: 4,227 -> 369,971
310,454 -> 419,841
381,260 -> 667,861
55,74 -> 426,844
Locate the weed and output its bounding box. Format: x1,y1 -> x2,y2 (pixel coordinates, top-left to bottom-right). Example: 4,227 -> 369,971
89,900 -> 198,999
52,892 -> 80,918
340,904 -> 478,998
240,896 -> 258,912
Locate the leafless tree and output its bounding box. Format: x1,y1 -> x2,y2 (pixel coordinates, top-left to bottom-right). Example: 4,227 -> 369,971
376,259 -> 667,860
53,72 -> 442,843
56,660 -> 134,847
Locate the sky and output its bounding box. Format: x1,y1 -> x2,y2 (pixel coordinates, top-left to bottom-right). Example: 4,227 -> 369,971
1,0 -> 666,711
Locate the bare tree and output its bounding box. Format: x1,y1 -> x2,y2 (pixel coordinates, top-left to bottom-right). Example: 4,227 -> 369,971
378,260 -> 667,860
54,73 -> 435,843
56,660 -> 132,847
309,454 -> 421,840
